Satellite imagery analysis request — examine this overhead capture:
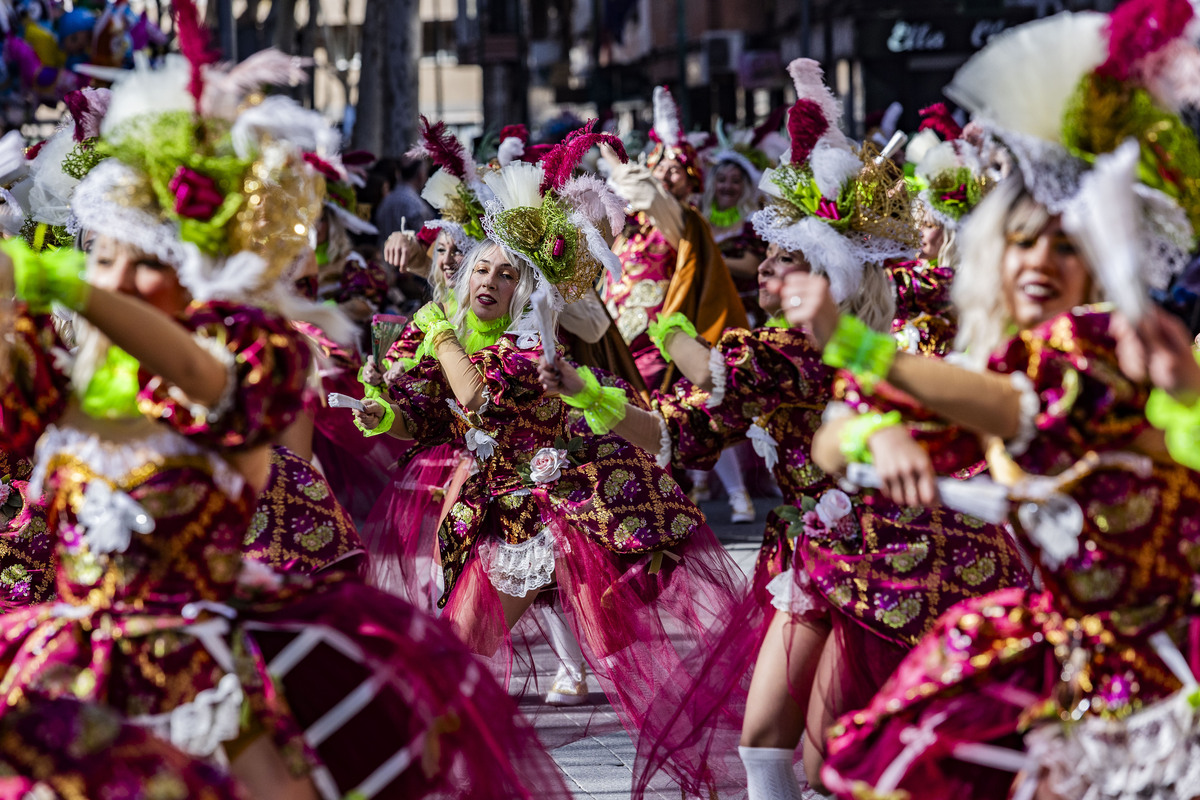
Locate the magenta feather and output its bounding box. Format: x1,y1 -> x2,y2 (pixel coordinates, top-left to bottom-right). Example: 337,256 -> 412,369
64,88 -> 111,142
786,99 -> 828,166
917,102 -> 962,141
1098,0 -> 1193,81
173,0 -> 221,112
408,116 -> 469,180
538,119 -> 627,193
499,124 -> 528,143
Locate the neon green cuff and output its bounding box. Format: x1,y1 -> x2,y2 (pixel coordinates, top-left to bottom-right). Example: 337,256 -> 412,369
839,410 -> 903,465
647,312 -> 698,362
413,301 -> 448,333
822,314 -> 897,393
1147,388 -> 1200,471
355,400 -> 396,437
80,346 -> 142,420
361,381 -> 385,404
560,366 -> 628,435
3,239 -> 89,312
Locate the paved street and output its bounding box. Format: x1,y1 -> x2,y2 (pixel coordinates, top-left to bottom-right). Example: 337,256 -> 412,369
513,495 -> 772,799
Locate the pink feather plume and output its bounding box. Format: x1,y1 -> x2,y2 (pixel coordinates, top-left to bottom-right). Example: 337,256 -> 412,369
786,99 -> 828,166
538,119 -> 627,193
173,0 -> 221,113
1098,0 -> 1193,81
918,102 -> 962,141
408,116 -> 470,180
64,88 -> 112,142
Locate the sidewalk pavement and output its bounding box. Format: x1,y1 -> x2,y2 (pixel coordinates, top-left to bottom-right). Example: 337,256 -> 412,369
514,495 -> 773,799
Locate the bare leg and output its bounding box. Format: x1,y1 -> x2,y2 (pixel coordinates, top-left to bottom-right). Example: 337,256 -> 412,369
802,627 -> 858,794
498,587 -> 540,630
229,735 -> 319,800
741,610 -> 831,748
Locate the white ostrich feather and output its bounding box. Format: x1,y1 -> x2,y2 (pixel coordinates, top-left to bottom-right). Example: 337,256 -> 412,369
787,58 -> 844,132
326,201 -> 378,236
914,140 -> 963,183
560,174 -> 626,236
497,136 -> 525,167
230,95 -> 341,164
572,210 -> 623,280
482,162 -> 545,210
810,144 -> 862,200
421,168 -> 463,210
100,55 -> 192,142
945,12 -> 1107,142
652,85 -> 682,148
904,128 -> 942,167
178,251 -> 270,303
1061,139 -> 1145,321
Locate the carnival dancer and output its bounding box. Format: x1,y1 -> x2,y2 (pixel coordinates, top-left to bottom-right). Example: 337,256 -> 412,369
603,85 -> 749,394
780,6 -> 1200,797
0,20 -> 570,800
354,123 -> 746,740
545,58 -> 1029,800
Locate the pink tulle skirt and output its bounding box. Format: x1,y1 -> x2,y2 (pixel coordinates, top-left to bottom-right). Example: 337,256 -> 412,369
441,515 -> 746,761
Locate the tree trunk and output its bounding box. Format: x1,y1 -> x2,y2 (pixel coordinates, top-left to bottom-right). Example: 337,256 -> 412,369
353,0 -> 420,158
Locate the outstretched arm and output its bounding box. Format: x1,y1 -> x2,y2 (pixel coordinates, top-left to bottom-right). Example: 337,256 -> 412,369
538,357 -> 666,456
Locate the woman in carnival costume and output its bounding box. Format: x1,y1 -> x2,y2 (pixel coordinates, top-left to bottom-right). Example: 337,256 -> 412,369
890,104 -> 996,357
781,4 -> 1200,797
0,11 -> 570,799
354,122 -> 745,736
545,58 -> 1030,800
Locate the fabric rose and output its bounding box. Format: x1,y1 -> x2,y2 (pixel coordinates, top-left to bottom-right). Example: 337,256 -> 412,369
815,489 -> 852,528
528,447 -> 569,484
465,428 -> 498,461
0,481 -> 11,505
168,166 -> 224,221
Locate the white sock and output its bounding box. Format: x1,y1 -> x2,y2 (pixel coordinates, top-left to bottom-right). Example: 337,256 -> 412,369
715,449 -> 746,495
739,746 -> 804,800
539,605 -> 586,679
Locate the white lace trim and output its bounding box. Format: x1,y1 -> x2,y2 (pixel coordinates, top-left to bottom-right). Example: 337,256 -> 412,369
766,568 -> 825,616
1005,372 -> 1040,457
654,412 -> 672,469
478,526 -> 556,598
30,424 -> 245,500
704,347 -> 727,409
129,673 -> 244,758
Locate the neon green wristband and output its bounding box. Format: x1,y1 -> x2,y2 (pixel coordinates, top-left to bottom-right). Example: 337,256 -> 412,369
647,312 -> 698,362
1147,388 -> 1200,470
822,314 -> 898,393
3,239 -> 89,312
355,400 -> 396,437
560,366 -> 628,435
839,410 -> 903,464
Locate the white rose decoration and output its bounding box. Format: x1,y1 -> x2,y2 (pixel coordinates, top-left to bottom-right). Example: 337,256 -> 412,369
815,489 -> 853,528
528,448 -> 569,484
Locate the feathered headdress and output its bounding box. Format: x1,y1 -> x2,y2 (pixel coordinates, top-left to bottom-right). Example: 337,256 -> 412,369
69,0 -> 341,309
752,58 -> 917,302
945,0 -> 1200,310
408,116 -> 490,252
907,104 -> 991,229
646,85 -> 704,192
706,119 -> 765,187
482,120 -> 629,305
496,124 -> 528,167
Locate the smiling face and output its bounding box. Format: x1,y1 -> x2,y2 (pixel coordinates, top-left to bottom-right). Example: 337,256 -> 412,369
1000,214 -> 1091,330
433,231 -> 463,286
653,157 -> 692,201
757,243 -> 811,315
713,162 -> 746,211
468,244 -> 520,321
88,235 -> 191,316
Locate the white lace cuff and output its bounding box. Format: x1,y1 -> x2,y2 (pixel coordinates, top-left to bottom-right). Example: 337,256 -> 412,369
478,527 -> 557,597
1005,372 -> 1040,457
704,347 -> 728,409
129,673 -> 244,758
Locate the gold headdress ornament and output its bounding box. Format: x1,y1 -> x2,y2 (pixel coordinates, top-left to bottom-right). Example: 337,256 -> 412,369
753,58 -> 918,303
